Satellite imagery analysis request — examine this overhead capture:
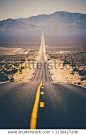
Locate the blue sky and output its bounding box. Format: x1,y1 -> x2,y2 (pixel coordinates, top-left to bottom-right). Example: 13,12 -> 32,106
0,0 -> 86,20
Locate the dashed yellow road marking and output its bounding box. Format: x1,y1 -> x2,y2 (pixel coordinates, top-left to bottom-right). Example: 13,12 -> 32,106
40,102 -> 44,107
40,91 -> 44,95
30,79 -> 42,129
41,86 -> 44,88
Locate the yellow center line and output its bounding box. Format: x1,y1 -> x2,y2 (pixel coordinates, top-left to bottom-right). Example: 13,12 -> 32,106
40,102 -> 44,107
40,91 -> 44,95
41,86 -> 44,88
30,79 -> 42,129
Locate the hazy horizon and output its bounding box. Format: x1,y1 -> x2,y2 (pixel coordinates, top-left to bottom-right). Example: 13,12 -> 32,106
0,0 -> 86,21
1,10 -> 86,21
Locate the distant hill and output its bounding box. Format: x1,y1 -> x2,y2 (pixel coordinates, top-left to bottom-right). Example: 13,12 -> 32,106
0,11 -> 86,37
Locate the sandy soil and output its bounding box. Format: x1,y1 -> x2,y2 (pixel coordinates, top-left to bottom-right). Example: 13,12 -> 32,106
13,62 -> 35,82
49,60 -> 86,87
0,47 -> 24,55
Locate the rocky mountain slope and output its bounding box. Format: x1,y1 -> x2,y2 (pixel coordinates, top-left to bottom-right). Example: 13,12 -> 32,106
0,11 -> 86,36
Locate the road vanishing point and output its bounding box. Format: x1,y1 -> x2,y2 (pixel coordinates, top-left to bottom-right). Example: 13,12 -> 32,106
0,32 -> 86,129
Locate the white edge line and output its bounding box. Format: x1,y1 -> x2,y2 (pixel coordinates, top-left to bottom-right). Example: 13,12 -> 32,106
53,82 -> 86,89
0,82 -> 8,85
70,83 -> 86,89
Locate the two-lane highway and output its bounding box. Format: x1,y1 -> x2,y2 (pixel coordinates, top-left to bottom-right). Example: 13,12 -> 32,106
0,32 -> 86,129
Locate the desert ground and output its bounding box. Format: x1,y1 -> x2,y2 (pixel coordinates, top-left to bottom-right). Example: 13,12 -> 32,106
0,37 -> 86,86
46,46 -> 86,87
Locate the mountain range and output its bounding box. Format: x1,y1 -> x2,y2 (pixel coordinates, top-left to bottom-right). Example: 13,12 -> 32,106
0,11 -> 86,37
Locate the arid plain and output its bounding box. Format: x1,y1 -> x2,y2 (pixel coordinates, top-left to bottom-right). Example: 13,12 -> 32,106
0,36 -> 86,86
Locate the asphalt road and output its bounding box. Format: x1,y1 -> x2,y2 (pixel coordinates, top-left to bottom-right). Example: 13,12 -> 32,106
0,32 -> 86,129
37,83 -> 86,129
0,81 -> 40,128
